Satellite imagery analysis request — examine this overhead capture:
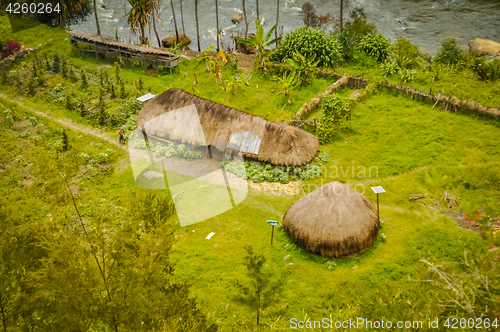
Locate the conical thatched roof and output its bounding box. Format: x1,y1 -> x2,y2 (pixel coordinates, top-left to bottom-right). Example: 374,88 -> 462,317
136,89 -> 319,166
283,182 -> 379,257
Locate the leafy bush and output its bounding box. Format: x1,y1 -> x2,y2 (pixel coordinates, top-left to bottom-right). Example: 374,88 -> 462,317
399,68 -> 417,83
345,9 -> 377,37
1,40 -> 21,60
381,61 -> 398,77
393,38 -> 421,67
358,34 -> 392,63
133,137 -> 148,149
270,26 -> 342,68
434,37 -> 464,65
318,151 -> 330,164
317,95 -> 354,144
326,261 -> 337,271
3,109 -> 14,127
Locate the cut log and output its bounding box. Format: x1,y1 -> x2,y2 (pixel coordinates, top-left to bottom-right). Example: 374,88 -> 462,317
409,193 -> 428,202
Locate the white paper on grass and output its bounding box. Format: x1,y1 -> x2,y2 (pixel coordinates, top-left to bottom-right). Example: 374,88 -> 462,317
206,232 -> 215,240
129,104 -> 250,227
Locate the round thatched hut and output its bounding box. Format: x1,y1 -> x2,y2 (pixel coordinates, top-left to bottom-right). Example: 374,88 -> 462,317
283,182 -> 379,257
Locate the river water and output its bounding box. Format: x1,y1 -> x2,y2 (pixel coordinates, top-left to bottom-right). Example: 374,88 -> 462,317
69,0 -> 500,55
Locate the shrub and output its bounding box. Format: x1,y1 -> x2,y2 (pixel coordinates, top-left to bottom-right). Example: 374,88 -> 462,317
270,26 -> 342,68
358,34 -> 392,62
317,94 -> 354,144
52,52 -> 61,74
393,38 -> 421,67
434,37 -> 464,65
3,109 -> 14,127
318,151 -> 330,164
345,9 -> 377,37
1,40 -> 21,59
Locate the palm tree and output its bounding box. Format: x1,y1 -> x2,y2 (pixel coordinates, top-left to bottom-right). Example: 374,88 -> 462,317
151,0 -> 161,47
124,0 -> 153,44
195,0 -> 201,51
179,0 -> 185,35
170,0 -> 179,43
275,0 -> 279,39
242,0 -> 248,39
215,0 -> 220,51
93,0 -> 101,35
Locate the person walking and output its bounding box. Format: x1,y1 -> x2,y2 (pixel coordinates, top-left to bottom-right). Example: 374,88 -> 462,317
119,129 -> 125,143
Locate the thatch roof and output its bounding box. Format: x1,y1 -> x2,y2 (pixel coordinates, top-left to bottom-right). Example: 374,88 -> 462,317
136,89 -> 319,166
283,182 -> 379,257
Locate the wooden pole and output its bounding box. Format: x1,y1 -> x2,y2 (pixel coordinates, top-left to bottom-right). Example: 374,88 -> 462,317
377,193 -> 380,224
271,225 -> 274,246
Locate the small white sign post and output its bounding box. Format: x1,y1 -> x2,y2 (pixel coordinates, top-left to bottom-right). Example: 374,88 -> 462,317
371,186 -> 386,224
265,220 -> 279,246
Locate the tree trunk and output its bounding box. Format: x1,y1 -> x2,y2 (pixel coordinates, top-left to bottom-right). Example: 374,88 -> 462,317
195,0 -> 201,51
243,0 -> 248,39
179,0 -> 186,35
170,0 -> 179,43
140,23 -> 146,44
93,0 -> 101,35
215,0 -> 220,51
256,0 -> 259,21
275,0 -> 279,39
152,6 -> 161,47
340,0 -> 343,32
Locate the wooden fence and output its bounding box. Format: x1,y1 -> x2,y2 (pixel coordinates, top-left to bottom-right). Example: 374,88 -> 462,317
382,79 -> 500,118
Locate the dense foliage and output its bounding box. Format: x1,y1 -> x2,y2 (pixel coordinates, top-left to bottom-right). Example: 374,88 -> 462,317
0,40 -> 21,59
220,155 -> 328,184
270,26 -> 342,68
434,37 -> 464,66
134,138 -> 203,160
358,34 -> 392,63
317,94 -> 355,144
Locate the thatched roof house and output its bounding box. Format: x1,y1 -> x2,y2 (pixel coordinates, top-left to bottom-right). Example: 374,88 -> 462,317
283,182 -> 379,257
136,89 -> 319,166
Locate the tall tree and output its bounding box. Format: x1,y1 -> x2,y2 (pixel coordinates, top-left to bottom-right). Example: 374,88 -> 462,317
195,0 -> 201,51
170,0 -> 180,43
215,0 -> 220,51
243,0 -> 248,39
93,0 -> 101,35
275,0 -> 279,39
179,0 -> 186,35
256,0 -> 259,21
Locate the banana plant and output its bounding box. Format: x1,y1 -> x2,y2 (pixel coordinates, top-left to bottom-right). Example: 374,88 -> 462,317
273,70 -> 299,104
286,50 -> 320,85
195,46 -> 228,89
237,19 -> 281,68
226,72 -> 252,94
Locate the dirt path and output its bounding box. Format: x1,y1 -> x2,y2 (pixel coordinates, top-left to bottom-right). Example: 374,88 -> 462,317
0,93 -> 132,174
0,93 -> 125,150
